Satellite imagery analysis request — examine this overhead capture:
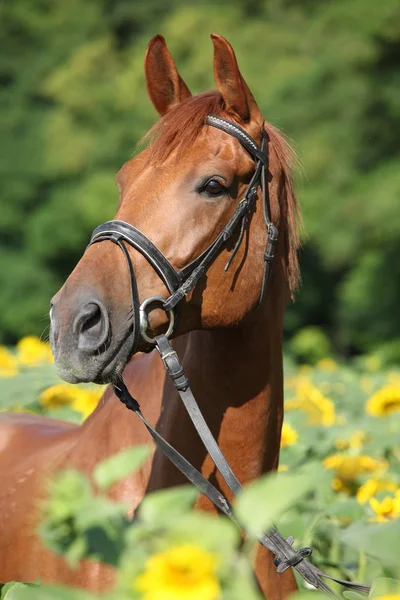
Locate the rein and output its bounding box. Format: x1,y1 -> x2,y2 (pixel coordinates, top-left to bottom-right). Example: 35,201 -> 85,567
88,116 -> 370,598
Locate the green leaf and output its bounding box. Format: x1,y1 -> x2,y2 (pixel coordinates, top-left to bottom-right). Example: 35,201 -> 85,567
341,521 -> 400,569
166,512 -> 240,556
0,582 -> 40,600
75,498 -> 126,531
369,577 -> 400,597
6,585 -> 98,600
93,445 -> 151,491
234,465 -> 320,537
1,583 -> 29,600
343,592 -> 367,600
325,498 -> 365,523
138,485 -> 199,525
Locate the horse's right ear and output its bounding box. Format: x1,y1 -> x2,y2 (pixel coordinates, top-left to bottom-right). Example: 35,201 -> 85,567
145,35 -> 191,116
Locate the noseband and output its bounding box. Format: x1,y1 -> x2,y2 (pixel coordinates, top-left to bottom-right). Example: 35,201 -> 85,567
86,116 -> 369,598
88,115 -> 277,352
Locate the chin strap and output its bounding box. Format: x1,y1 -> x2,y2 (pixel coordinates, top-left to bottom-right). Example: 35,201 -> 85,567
114,334 -> 370,598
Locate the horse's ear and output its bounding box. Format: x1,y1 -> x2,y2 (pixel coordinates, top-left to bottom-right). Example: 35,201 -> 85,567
211,34 -> 261,123
145,34 -> 191,116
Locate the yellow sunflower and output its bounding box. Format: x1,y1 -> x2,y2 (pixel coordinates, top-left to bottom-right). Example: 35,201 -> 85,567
366,385 -> 400,416
40,384 -> 83,409
286,378 -> 335,426
40,384 -> 103,418
17,336 -> 53,366
134,544 -> 221,600
280,422 -> 298,448
369,491 -> 400,523
71,388 -> 104,418
0,346 -> 18,377
324,454 -> 388,493
356,478 -> 398,504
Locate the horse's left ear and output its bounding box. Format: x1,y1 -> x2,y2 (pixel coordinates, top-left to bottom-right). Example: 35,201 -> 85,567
211,34 -> 262,124
145,34 -> 192,116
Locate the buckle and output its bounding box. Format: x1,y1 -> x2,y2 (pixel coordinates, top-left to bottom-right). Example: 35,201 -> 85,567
139,296 -> 175,345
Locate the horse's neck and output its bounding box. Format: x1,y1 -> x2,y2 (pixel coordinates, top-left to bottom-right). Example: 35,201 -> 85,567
73,351 -> 166,477
149,303 -> 285,492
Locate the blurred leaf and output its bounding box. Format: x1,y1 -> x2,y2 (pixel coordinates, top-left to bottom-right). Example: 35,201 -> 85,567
138,485 -> 199,525
343,592 -> 367,600
6,584 -> 98,600
369,577 -> 400,597
93,445 -> 152,491
234,464 -> 320,537
325,498 -> 365,523
341,521 -> 400,569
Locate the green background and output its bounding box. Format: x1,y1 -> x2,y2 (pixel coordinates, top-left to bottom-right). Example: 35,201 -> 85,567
1,0 -> 399,358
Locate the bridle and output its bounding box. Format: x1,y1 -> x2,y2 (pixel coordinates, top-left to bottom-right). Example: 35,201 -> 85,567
89,115 -> 277,353
87,116 -> 369,598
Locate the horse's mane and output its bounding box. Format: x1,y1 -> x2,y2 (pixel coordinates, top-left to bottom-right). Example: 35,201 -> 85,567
146,91 -> 301,297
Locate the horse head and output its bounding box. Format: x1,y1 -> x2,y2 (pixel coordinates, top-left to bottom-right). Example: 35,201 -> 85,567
50,34 -> 299,383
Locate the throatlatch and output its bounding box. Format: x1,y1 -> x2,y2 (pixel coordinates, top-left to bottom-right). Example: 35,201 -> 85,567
89,115 -> 370,598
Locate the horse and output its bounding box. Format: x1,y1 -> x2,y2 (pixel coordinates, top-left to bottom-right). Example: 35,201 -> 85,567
0,34 -> 301,600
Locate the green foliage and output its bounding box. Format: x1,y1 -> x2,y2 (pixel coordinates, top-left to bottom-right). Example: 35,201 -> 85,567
93,446 -> 152,491
341,522 -> 400,571
0,0 -> 399,353
235,464 -> 319,536
289,326 -> 333,364
2,354 -> 400,597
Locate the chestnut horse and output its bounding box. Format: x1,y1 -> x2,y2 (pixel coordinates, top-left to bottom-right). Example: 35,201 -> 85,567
0,34 -> 300,599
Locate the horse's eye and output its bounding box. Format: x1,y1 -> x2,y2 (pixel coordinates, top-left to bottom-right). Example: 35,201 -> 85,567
202,179 -> 226,196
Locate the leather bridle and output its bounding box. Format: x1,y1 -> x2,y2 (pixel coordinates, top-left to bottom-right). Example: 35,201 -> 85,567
89,115 -> 277,353
87,115 -> 369,598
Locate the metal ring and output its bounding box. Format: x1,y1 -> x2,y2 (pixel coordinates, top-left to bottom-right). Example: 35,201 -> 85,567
139,296 -> 175,345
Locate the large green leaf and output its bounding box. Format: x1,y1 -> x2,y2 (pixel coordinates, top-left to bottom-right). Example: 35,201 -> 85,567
369,577 -> 400,597
138,485 -> 199,525
93,445 -> 152,491
341,521 -> 400,569
234,465 -> 321,537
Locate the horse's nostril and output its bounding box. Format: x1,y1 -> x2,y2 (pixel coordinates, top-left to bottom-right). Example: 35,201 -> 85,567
81,308 -> 101,334
74,302 -> 109,353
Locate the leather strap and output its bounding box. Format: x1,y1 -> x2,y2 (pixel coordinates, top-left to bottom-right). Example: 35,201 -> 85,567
90,220 -> 181,295
206,115 -> 267,165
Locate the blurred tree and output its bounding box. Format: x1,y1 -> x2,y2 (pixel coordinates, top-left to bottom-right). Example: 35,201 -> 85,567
0,0 -> 399,352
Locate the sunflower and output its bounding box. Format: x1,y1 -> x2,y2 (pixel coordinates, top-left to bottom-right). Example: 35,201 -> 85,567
134,544 -> 220,600
324,454 -> 388,494
40,384 -> 103,418
369,491 -> 400,523
280,422 -> 298,448
17,336 -> 53,366
286,378 -> 335,426
356,478 -> 398,504
40,384 -> 83,409
71,388 -> 104,418
0,346 -> 18,377
366,385 -> 400,416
